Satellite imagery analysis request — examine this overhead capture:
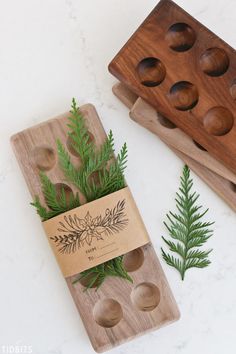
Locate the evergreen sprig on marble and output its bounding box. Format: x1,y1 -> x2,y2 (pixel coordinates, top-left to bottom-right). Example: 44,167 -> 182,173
31,98 -> 131,289
162,165 -> 214,280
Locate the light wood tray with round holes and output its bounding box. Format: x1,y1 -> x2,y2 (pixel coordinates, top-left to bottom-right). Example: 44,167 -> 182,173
11,104 -> 180,352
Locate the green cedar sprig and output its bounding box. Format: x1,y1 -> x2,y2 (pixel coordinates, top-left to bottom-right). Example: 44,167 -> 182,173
31,173 -> 80,221
162,165 -> 214,280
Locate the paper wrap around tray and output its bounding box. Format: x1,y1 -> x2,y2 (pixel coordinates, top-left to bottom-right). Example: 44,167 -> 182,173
43,187 -> 150,277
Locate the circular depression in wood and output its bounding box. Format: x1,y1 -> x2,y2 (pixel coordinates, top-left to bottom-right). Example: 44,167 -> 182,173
89,170 -> 101,187
93,299 -> 123,328
66,131 -> 95,157
137,57 -> 166,87
78,273 -> 100,289
131,282 -> 161,312
169,81 -> 199,111
193,140 -> 207,151
166,23 -> 196,52
32,145 -> 56,171
54,183 -> 74,205
230,80 -> 236,100
230,182 -> 236,192
157,114 -> 177,129
203,106 -> 234,136
200,48 -> 229,77
123,248 -> 144,272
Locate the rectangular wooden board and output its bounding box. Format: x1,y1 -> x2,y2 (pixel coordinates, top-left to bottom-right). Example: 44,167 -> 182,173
113,82 -> 236,212
109,0 -> 236,175
11,104 -> 180,352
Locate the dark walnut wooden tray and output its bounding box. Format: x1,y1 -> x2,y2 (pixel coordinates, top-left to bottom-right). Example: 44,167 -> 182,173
109,0 -> 236,174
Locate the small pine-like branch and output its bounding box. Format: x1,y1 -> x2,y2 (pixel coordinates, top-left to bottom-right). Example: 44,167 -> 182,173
57,139 -> 80,187
92,130 -> 115,171
80,130 -> 116,201
39,172 -> 80,212
30,196 -> 61,221
92,142 -> 127,199
67,98 -> 95,164
161,165 -> 214,280
57,100 -> 127,204
39,172 -> 62,212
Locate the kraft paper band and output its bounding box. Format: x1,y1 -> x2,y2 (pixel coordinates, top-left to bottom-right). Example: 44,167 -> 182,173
43,187 -> 150,277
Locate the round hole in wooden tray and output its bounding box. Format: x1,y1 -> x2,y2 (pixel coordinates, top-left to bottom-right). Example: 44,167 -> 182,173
193,140 -> 207,151
123,248 -> 144,272
137,57 -> 166,87
203,106 -> 234,136
157,113 -> 177,129
88,170 -> 101,187
230,80 -> 236,100
168,81 -> 199,111
54,183 -> 74,206
32,145 -> 56,171
93,299 -> 123,328
200,48 -> 229,77
229,182 -> 236,192
78,272 -> 101,289
131,282 -> 161,312
66,131 -> 95,157
166,23 -> 196,52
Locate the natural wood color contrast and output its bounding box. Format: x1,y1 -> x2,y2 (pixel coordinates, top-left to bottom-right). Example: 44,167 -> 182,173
112,82 -> 138,109
11,104 -> 180,352
130,98 -> 236,184
113,82 -> 236,212
109,0 -> 236,175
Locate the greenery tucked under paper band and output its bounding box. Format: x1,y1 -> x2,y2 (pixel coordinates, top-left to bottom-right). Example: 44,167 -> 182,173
32,98 -> 132,289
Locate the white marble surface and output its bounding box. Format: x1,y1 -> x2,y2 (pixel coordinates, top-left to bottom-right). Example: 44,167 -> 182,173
0,0 -> 236,353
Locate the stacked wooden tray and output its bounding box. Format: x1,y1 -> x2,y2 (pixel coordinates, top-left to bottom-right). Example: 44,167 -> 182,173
112,82 -> 236,212
109,0 -> 236,176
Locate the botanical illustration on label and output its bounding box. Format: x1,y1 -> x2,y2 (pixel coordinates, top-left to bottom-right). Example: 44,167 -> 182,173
43,187 -> 150,277
50,199 -> 128,254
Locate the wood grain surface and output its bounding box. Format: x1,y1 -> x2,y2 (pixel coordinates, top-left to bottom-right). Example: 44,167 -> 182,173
109,0 -> 236,175
11,104 -> 180,352
131,98 -> 236,184
113,82 -> 236,212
